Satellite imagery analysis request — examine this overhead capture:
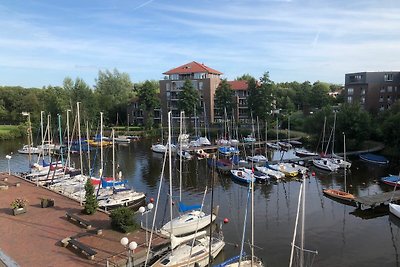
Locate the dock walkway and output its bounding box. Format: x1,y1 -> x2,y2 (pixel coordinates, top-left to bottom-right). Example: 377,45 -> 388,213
354,190 -> 400,209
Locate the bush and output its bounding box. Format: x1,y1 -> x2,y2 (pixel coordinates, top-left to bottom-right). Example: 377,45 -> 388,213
110,207 -> 139,233
84,179 -> 98,215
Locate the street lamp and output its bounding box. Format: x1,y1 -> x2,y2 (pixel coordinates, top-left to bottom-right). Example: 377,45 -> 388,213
6,155 -> 11,175
138,202 -> 154,246
120,237 -> 137,267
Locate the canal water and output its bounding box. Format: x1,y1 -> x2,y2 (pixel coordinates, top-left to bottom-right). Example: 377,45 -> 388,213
0,138 -> 400,267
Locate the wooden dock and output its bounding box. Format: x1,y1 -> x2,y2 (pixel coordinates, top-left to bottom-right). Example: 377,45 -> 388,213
354,190 -> 400,209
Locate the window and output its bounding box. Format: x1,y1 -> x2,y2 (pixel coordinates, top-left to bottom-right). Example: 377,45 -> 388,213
361,88 -> 365,95
380,87 -> 385,93
347,88 -> 354,95
166,83 -> 170,91
349,75 -> 363,82
384,73 -> 393,82
388,86 -> 393,92
361,96 -> 365,104
199,82 -> 203,90
347,96 -> 352,103
379,96 -> 383,102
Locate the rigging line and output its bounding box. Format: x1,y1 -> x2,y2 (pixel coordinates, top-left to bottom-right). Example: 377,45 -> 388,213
144,145 -> 168,267
389,218 -> 400,267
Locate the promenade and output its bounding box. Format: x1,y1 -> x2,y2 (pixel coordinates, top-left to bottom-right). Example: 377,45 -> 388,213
0,172 -> 167,267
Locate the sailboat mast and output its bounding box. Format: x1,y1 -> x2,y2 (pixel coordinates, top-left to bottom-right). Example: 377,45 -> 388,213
265,120 -> 268,157
288,115 -> 291,143
112,129 -> 115,180
332,112 -> 337,155
86,122 -> 91,178
57,114 -> 64,165
300,176 -> 306,267
100,112 -> 104,178
289,182 -> 303,267
77,102 -> 83,205
257,116 -> 261,149
179,111 -> 183,202
47,114 -> 51,161
168,111 -> 174,248
344,133 -> 347,192
322,116 -> 326,153
66,110 -> 71,169
251,169 -> 255,265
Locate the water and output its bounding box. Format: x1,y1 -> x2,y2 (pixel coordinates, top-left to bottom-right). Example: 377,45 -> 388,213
1,138 -> 400,267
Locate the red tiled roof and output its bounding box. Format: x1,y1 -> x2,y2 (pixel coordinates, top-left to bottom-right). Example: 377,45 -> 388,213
227,80 -> 248,90
163,61 -> 223,75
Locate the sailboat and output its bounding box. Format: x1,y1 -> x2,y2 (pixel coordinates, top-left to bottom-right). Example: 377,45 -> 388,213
324,112 -> 352,169
322,133 -> 355,204
159,111 -> 217,237
388,171 -> 400,219
218,161 -> 264,267
289,174 -> 318,267
152,111 -> 225,267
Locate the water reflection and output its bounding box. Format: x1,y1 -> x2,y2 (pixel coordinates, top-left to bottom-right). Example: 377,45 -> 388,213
0,138 -> 400,267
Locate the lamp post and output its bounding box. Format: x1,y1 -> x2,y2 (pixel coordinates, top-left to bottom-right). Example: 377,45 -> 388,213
120,237 -> 137,267
6,155 -> 11,175
21,112 -> 32,169
138,202 -> 154,246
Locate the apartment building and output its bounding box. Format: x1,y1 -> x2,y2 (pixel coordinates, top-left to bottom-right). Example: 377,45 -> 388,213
159,61 -> 222,124
345,72 -> 400,112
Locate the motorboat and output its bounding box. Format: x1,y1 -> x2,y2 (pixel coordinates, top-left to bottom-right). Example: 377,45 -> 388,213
312,159 -> 340,172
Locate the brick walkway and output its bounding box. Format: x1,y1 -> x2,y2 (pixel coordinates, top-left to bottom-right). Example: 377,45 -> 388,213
0,173 -> 168,267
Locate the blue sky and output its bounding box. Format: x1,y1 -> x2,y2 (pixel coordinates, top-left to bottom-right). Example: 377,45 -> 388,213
1,0 -> 399,88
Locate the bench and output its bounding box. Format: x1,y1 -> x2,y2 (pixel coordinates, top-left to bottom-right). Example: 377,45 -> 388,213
67,238 -> 97,260
66,212 -> 92,229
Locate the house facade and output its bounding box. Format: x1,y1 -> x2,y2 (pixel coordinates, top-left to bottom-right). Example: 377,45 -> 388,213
344,71 -> 400,112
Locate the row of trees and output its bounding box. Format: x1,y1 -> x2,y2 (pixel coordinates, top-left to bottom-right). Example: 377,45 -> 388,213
1,69 -> 399,153
0,69 -> 159,128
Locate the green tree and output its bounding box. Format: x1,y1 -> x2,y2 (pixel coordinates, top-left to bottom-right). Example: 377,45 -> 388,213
235,73 -> 255,82
63,77 -> 98,123
136,80 -> 160,129
83,179 -> 98,215
110,207 -> 139,233
177,79 -> 200,127
95,69 -> 134,124
310,81 -> 333,109
247,72 -> 275,121
214,79 -> 234,117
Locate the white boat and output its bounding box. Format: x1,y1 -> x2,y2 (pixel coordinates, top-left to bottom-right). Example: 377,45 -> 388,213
247,155 -> 267,163
312,159 -> 340,172
151,143 -> 167,153
18,145 -> 42,154
326,157 -> 352,169
114,136 -> 131,144
268,163 -> 299,177
278,141 -> 292,150
97,189 -> 145,209
389,203 -> 400,219
160,210 -> 216,237
152,235 -> 225,267
266,142 -> 280,150
294,148 -> 318,157
243,135 -> 256,143
255,166 -> 285,179
177,150 -> 192,160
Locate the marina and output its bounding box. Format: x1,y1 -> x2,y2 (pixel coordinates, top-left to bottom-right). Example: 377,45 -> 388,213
0,138 -> 399,267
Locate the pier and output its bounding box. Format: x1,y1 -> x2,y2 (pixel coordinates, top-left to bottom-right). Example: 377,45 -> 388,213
354,191 -> 400,209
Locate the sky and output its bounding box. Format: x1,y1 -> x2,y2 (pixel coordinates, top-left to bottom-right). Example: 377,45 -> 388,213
1,0 -> 400,88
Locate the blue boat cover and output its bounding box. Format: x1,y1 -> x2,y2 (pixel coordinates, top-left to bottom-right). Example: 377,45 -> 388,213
102,179 -> 127,188
381,175 -> 400,182
178,202 -> 201,213
359,153 -> 389,164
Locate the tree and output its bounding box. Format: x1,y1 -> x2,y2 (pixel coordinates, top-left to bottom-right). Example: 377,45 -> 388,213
177,79 -> 200,127
214,79 -> 234,117
63,77 -> 98,123
95,69 -> 134,124
310,81 -> 333,109
83,179 -> 98,215
235,73 -> 255,82
110,207 -> 139,233
136,80 -> 160,129
247,72 -> 275,121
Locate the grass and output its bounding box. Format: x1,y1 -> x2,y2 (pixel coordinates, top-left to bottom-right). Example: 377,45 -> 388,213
0,125 -> 25,140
